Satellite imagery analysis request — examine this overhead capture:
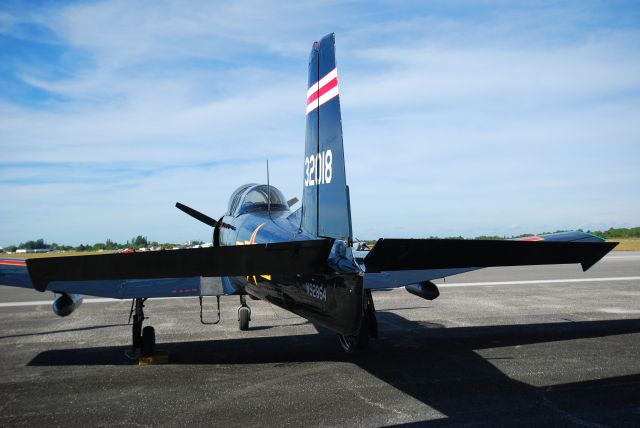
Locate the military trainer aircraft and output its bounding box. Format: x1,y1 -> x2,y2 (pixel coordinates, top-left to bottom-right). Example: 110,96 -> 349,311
0,34 -> 616,356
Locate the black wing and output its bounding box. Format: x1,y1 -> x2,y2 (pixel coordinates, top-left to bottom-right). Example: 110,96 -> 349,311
27,240 -> 333,292
364,235 -> 615,273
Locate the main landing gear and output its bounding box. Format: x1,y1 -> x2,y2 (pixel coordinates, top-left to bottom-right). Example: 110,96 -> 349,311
337,289 -> 378,353
238,295 -> 251,331
128,298 -> 155,357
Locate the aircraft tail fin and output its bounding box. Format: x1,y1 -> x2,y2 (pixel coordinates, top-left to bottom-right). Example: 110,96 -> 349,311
301,33 -> 352,241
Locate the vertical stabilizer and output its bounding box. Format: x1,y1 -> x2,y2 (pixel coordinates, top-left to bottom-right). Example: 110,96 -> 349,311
301,33 -> 352,241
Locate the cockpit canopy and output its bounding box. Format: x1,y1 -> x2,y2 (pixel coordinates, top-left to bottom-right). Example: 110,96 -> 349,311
227,183 -> 288,216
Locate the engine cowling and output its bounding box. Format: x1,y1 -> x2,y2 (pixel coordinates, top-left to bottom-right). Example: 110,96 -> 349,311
52,293 -> 83,317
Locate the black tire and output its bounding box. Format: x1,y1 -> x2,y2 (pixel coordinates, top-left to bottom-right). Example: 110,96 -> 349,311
141,326 -> 155,357
337,317 -> 369,353
132,323 -> 142,350
238,306 -> 250,331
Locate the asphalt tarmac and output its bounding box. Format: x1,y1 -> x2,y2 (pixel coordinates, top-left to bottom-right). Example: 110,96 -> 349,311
1,252 -> 639,427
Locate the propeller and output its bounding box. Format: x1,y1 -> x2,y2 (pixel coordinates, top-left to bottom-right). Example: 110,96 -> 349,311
175,202 -> 217,228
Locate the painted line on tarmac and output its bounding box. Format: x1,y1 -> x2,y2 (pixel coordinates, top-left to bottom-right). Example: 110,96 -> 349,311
1,276 -> 639,307
0,296 -> 196,308
437,276 -> 640,288
603,254 -> 640,261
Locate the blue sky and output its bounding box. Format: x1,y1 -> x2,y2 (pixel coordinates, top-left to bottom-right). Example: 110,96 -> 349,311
1,0 -> 639,246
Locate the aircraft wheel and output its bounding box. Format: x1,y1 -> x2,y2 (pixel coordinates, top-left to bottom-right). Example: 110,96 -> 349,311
238,306 -> 250,331
337,318 -> 369,353
141,326 -> 156,357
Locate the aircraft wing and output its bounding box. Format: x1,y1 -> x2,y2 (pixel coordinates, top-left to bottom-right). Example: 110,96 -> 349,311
0,258 -> 33,289
0,257 -> 227,299
2,233 -> 616,296
0,240 -> 333,299
362,232 -> 617,289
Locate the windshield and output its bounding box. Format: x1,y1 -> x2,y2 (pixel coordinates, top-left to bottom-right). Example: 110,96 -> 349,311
237,185 -> 287,215
228,183 -> 256,215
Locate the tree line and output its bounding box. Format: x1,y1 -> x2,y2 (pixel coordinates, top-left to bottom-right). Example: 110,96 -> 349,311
367,226 -> 640,244
2,236 -> 205,253
3,227 -> 638,253
462,227 -> 640,240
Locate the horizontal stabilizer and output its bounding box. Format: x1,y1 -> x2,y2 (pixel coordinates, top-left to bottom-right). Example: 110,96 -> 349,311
27,240 -> 333,292
364,239 -> 617,273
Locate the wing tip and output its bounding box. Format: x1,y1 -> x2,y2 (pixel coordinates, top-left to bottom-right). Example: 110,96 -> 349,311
581,241 -> 618,271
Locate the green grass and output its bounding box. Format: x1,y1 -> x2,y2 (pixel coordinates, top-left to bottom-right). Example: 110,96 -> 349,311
609,238 -> 640,251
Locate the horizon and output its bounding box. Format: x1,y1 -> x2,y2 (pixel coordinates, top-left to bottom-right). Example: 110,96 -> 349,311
4,225 -> 639,250
1,1 -> 639,246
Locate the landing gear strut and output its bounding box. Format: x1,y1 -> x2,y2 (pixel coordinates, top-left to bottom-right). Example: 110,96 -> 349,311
238,295 -> 251,331
128,298 -> 156,357
338,289 -> 378,353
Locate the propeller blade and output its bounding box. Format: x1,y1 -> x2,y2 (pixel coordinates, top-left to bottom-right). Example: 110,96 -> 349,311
175,202 -> 217,228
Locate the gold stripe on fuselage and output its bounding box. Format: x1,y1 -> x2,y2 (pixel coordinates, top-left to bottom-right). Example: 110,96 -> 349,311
235,223 -> 271,284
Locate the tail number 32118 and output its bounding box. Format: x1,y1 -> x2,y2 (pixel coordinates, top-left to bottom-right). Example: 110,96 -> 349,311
304,149 -> 332,186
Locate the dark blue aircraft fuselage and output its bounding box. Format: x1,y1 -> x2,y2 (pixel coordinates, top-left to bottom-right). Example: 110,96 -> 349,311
216,184 -> 364,336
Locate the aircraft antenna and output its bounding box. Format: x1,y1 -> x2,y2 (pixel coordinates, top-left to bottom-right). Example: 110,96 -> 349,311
267,159 -> 271,215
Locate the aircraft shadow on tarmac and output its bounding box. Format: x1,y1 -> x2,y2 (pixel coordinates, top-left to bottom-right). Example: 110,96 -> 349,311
28,314 -> 640,426
0,323 -> 128,340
